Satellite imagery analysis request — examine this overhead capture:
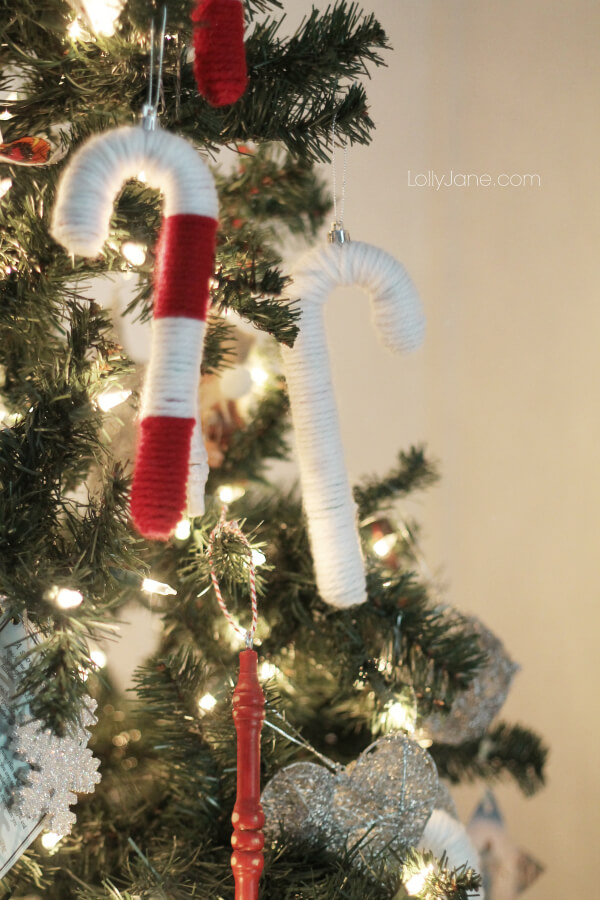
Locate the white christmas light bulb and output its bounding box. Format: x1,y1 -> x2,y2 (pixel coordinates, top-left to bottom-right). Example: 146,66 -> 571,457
54,587 -> 83,609
259,661 -> 279,680
174,518 -> 192,540
386,700 -> 416,733
250,365 -> 268,387
121,241 -> 146,266
404,864 -> 434,895
218,484 -> 245,504
41,832 -> 63,850
198,693 -> 217,712
251,549 -> 266,566
67,19 -> 83,40
142,578 -> 177,597
373,534 -> 397,557
97,388 -> 131,412
0,178 -> 12,198
89,649 -> 107,669
84,0 -> 122,36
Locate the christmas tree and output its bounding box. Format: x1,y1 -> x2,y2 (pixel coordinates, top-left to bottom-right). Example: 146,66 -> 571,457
0,1 -> 547,898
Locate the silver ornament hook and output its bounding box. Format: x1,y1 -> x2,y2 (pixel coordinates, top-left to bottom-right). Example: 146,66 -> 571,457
329,88 -> 350,244
142,4 -> 167,130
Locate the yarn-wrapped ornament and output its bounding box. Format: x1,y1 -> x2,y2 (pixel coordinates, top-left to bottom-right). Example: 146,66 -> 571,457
281,233 -> 425,608
51,125 -> 218,539
192,0 -> 247,107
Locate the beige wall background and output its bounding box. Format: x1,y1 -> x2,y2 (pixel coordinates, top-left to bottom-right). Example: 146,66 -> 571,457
296,0 -> 599,895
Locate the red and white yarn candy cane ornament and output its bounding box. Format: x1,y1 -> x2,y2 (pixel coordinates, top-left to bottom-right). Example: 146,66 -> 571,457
281,229 -> 425,609
51,125 -> 218,539
192,0 -> 248,107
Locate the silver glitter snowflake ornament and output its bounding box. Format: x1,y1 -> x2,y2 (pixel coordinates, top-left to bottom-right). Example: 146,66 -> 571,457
13,699 -> 101,835
261,733 -> 439,862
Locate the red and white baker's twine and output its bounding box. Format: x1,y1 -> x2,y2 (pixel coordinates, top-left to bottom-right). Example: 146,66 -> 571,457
207,506 -> 257,646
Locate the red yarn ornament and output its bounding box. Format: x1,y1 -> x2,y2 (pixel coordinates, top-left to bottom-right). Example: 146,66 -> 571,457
153,214 -> 217,319
130,213 -> 218,540
131,417 -> 196,540
192,0 -> 248,107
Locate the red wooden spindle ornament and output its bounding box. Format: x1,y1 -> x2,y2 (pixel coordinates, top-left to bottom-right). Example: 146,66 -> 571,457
207,510 -> 264,899
231,649 -> 265,900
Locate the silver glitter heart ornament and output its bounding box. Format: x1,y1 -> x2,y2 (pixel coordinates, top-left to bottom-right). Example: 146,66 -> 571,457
261,733 -> 438,859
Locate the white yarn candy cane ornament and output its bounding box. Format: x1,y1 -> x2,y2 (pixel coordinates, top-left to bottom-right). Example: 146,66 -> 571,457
281,236 -> 425,608
51,125 -> 218,539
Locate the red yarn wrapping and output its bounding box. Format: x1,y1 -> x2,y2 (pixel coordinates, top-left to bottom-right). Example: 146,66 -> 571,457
131,416 -> 195,540
154,214 -> 217,320
192,0 -> 247,107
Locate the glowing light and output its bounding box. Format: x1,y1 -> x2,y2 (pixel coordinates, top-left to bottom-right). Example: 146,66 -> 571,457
373,534 -> 397,557
250,365 -> 268,387
68,18 -> 83,40
3,410 -> 22,425
85,0 -> 122,36
53,587 -> 83,609
174,518 -> 192,540
0,110 -> 12,121
251,549 -> 266,567
259,661 -> 278,680
90,649 -> 107,669
41,832 -> 62,850
385,700 -> 416,733
418,737 -> 433,749
218,484 -> 245,504
137,169 -> 147,182
404,864 -> 434,895
0,178 -> 11,198
121,241 -> 147,266
198,692 -> 217,712
142,577 -> 177,597
97,388 -> 131,412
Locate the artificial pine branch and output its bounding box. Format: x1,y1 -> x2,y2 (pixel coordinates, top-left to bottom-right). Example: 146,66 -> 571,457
430,721 -> 548,796
354,446 -> 440,518
214,144 -> 330,238
207,382 -> 291,485
400,848 -> 482,899
132,646 -> 224,822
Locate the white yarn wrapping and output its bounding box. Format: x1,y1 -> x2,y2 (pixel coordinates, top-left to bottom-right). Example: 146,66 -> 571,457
51,125 -> 219,518
51,125 -> 218,253
419,809 -> 484,896
140,318 -> 205,419
281,241 -> 425,609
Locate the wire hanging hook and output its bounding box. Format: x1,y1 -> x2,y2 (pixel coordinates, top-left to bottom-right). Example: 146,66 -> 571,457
142,5 -> 167,131
329,91 -> 350,245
